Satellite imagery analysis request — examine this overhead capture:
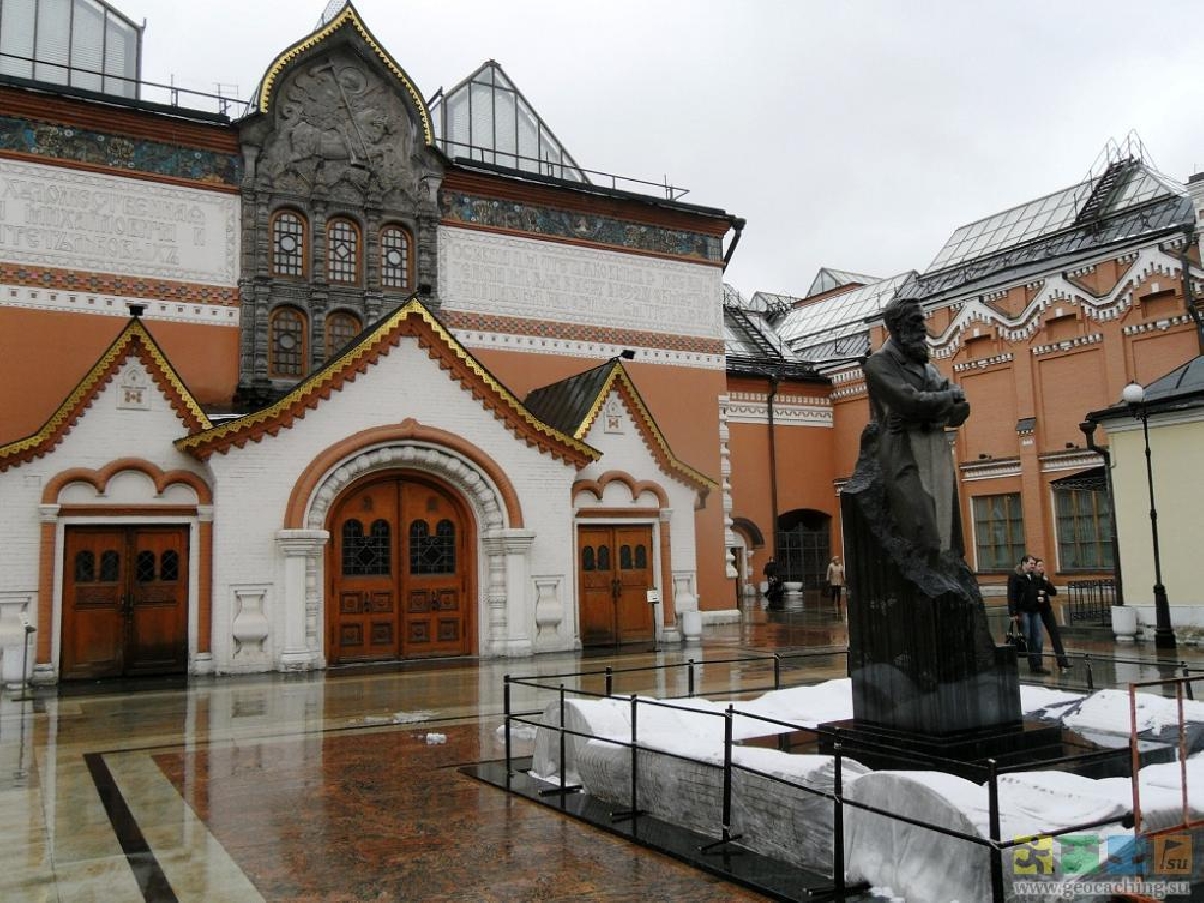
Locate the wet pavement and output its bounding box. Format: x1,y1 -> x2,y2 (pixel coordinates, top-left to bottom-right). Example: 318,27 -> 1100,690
2,596 -> 1200,902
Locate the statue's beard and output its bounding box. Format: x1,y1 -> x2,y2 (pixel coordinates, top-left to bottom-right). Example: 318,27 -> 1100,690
897,335 -> 929,363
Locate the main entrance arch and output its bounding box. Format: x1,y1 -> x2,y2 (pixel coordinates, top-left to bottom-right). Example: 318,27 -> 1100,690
327,472 -> 475,664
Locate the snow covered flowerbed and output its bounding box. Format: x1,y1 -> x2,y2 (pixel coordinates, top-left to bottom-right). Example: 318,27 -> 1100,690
526,678 -> 1204,902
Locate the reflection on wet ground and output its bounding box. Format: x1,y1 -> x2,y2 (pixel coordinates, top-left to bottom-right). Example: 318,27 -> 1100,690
1,598 -> 1201,901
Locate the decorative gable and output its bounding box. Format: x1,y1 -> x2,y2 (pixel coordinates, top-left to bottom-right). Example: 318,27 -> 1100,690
0,319 -> 210,472
177,298 -> 598,466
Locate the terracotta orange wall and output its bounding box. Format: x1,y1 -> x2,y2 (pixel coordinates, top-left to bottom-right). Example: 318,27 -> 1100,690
0,307 -> 239,442
725,376 -> 841,565
471,346 -> 731,610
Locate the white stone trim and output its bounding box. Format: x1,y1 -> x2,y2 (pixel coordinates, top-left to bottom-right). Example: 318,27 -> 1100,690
452,328 -> 723,369
0,284 -> 240,326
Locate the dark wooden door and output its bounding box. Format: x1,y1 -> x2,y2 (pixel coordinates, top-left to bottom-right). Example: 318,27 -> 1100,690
577,525 -> 655,647
329,477 -> 471,664
62,527 -> 189,680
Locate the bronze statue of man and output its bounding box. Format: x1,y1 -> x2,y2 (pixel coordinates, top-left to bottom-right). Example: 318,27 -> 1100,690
864,296 -> 970,556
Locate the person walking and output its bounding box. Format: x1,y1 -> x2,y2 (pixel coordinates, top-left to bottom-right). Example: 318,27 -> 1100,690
826,556 -> 846,614
763,557 -> 784,611
1034,558 -> 1069,671
1007,554 -> 1048,674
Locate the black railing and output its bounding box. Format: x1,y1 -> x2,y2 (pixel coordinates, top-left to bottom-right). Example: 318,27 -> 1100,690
1066,578 -> 1117,625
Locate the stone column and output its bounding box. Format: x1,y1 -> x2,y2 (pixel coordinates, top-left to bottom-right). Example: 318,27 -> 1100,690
32,505 -> 58,685
500,529 -> 536,657
193,506 -> 215,675
275,529 -> 328,670
481,532 -> 508,656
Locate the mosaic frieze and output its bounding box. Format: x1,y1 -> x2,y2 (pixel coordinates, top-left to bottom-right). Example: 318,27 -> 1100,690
440,191 -> 722,262
0,116 -> 240,186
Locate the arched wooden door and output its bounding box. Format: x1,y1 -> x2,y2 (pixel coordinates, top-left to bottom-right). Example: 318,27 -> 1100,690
577,524 -> 655,647
328,475 -> 473,664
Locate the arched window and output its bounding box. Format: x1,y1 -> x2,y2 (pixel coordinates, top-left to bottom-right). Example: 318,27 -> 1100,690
325,311 -> 362,358
327,217 -> 361,284
380,224 -> 412,291
269,306 -> 308,378
271,209 -> 307,278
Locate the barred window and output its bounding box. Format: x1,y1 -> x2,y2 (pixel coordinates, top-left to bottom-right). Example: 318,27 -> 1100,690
1055,484 -> 1114,571
325,311 -> 362,358
271,210 -> 306,277
269,307 -> 307,378
327,218 -> 360,284
342,519 -> 392,576
380,225 -> 412,291
972,493 -> 1025,572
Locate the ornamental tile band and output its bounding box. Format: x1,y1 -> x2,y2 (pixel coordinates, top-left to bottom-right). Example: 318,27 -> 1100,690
0,117 -> 240,186
0,262 -> 239,306
440,191 -> 722,262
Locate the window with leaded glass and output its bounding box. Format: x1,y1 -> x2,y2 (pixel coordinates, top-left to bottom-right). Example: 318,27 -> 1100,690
597,544 -> 610,571
269,307 -> 307,378
136,550 -> 156,582
100,550 -> 119,582
381,225 -> 412,290
635,545 -> 647,569
972,493 -> 1025,572
620,545 -> 633,569
582,546 -> 595,571
410,519 -> 456,575
1054,473 -> 1114,571
327,218 -> 360,284
160,550 -> 180,582
74,551 -> 95,582
271,210 -> 306,277
325,311 -> 361,359
342,519 -> 391,576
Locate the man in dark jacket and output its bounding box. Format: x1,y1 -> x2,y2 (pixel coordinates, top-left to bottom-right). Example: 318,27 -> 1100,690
1007,554 -> 1047,674
1034,558 -> 1069,670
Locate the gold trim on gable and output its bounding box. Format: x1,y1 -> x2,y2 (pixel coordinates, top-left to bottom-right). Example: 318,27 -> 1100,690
255,3 -> 434,146
0,321 -> 211,467
577,363 -> 718,493
177,299 -> 597,462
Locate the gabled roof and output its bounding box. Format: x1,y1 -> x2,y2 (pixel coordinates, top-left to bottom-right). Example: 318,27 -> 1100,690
177,298 -> 597,466
252,2 -> 433,145
0,318 -> 210,472
805,267 -> 880,299
524,361 -> 717,495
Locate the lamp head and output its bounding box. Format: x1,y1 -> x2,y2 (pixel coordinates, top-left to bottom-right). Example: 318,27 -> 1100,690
1122,381 -> 1145,406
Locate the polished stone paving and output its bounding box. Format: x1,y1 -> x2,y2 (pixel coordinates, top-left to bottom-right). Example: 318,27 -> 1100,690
2,599 -> 1200,902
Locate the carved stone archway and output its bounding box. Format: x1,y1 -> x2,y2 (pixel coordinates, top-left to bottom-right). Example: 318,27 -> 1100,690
277,441 -> 533,666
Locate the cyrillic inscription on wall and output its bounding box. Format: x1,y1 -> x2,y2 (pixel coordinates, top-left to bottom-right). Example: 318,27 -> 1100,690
437,226 -> 724,340
0,158 -> 239,285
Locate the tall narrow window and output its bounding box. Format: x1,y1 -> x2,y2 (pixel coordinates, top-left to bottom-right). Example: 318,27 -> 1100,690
327,217 -> 361,284
1053,470 -> 1114,572
269,307 -> 308,378
380,225 -> 412,291
271,210 -> 307,278
325,311 -> 362,358
972,493 -> 1026,572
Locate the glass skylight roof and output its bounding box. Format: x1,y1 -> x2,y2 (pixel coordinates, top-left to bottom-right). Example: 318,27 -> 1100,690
805,267 -> 879,298
431,61 -> 586,183
926,161 -> 1185,274
777,272 -> 914,352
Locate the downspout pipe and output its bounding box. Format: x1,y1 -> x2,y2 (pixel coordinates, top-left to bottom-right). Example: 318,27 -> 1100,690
768,372 -> 781,561
1177,224 -> 1204,356
723,218 -> 747,268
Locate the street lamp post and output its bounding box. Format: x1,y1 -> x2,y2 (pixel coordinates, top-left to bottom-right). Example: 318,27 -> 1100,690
1121,381 -> 1176,650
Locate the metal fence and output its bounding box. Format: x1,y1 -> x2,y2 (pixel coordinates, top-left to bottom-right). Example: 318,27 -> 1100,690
1066,578 -> 1117,625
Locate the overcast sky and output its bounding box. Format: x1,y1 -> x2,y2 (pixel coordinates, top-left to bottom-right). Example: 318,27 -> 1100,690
118,0 -> 1204,298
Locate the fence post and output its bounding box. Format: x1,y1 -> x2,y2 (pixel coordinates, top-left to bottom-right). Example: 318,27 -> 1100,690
605,666 -> 613,697
1085,655 -> 1094,692
1182,663 -> 1194,701
558,683 -> 568,794
688,658 -> 696,698
700,705 -> 744,853
832,740 -> 846,895
611,694 -> 645,823
503,675 -> 512,786
987,759 -> 1005,903
773,653 -> 781,690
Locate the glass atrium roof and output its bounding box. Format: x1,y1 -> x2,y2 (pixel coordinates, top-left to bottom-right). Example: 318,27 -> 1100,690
927,160 -> 1185,273
777,272 -> 915,358
805,267 -> 880,298
431,60 -> 586,183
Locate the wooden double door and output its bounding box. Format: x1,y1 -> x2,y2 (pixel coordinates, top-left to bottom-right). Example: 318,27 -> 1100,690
62,526 -> 189,680
329,476 -> 472,664
578,524 -> 655,647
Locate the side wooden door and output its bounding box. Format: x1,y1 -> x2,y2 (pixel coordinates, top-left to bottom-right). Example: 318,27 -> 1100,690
577,525 -> 655,647
62,526 -> 189,680
400,481 -> 470,658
